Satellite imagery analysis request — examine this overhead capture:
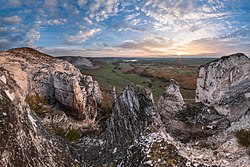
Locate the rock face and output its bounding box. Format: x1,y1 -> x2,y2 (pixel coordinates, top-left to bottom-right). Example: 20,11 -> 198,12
157,80 -> 231,143
58,56 -> 99,69
104,84 -> 163,150
156,54 -> 250,166
111,86 -> 117,105
167,103 -> 230,143
196,53 -> 250,121
0,68 -> 76,167
157,79 -> 185,124
74,84 -> 196,166
0,47 -> 102,128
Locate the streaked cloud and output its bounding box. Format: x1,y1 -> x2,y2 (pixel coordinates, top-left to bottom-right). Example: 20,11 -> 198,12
65,29 -> 101,44
2,16 -> 21,25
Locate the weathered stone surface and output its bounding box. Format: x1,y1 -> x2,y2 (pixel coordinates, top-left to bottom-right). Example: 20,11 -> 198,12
117,133 -> 197,167
0,47 -> 102,129
111,86 -> 117,105
196,53 -> 250,121
157,79 -> 185,125
167,102 -> 230,143
58,56 -> 99,69
104,84 -> 163,150
0,69 -> 76,167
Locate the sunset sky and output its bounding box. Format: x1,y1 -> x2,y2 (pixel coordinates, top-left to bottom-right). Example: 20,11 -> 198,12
1,0 -> 250,57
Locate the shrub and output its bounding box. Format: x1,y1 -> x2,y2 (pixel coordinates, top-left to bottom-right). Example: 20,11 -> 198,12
26,95 -> 49,116
236,129 -> 250,147
64,129 -> 81,141
52,126 -> 65,137
52,127 -> 81,142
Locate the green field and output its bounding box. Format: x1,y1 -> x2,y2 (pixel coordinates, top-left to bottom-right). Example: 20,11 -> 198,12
82,64 -> 153,96
80,58 -> 214,105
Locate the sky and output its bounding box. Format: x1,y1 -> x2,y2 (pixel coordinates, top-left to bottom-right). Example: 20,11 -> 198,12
0,0 -> 250,57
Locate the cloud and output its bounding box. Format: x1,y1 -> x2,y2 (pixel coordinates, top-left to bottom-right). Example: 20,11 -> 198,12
8,0 -> 21,7
0,39 -> 12,50
219,27 -> 250,40
78,0 -> 88,7
44,0 -> 57,9
140,0 -> 230,32
118,36 -> 173,53
170,36 -> 250,56
25,29 -> 40,47
124,13 -> 140,21
23,20 -> 44,47
130,19 -> 141,26
46,19 -> 66,25
112,22 -> 145,32
65,28 -> 101,44
2,16 -> 21,25
0,0 -> 249,56
0,26 -> 27,50
0,28 -> 10,36
84,17 -> 93,25
88,0 -> 119,22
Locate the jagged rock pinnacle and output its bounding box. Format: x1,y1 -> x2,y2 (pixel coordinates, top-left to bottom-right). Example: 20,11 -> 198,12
111,85 -> 116,105
157,79 -> 185,122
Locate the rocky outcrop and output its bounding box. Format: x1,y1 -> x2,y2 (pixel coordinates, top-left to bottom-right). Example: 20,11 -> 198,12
111,86 -> 117,105
104,84 -> 163,150
1,48 -> 249,167
196,53 -> 250,121
0,68 -> 76,167
157,79 -> 185,125
72,84 -> 199,166
0,47 -> 102,129
58,56 -> 99,69
157,80 -> 231,143
167,102 -> 230,143
160,54 -> 249,143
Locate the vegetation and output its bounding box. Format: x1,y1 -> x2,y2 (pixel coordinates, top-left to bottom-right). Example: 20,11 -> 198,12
81,58 -> 212,103
236,129 -> 250,148
26,95 -> 50,116
52,126 -> 81,141
147,140 -> 187,166
64,129 -> 81,141
52,126 -> 65,137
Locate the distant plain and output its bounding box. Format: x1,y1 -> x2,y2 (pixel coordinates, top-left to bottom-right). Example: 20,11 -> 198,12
81,58 -> 216,107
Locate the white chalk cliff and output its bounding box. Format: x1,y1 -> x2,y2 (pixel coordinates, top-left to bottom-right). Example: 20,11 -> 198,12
196,53 -> 250,121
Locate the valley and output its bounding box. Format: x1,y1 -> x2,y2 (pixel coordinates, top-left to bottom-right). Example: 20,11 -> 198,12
80,57 -> 215,104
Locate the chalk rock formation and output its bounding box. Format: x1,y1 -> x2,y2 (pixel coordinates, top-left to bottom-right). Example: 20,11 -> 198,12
111,86 -> 117,105
157,79 -> 185,124
1,48 -> 249,167
0,69 -> 76,167
104,84 -> 163,150
196,53 -> 250,121
0,47 -> 102,127
167,103 -> 230,143
58,56 -> 99,69
157,80 -> 230,143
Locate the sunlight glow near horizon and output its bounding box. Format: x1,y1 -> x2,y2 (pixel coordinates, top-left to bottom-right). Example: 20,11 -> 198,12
1,0 -> 250,57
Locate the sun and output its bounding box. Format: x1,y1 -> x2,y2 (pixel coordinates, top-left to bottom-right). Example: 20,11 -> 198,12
176,51 -> 186,56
